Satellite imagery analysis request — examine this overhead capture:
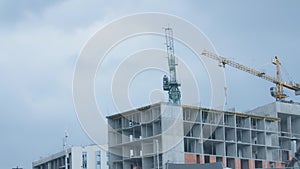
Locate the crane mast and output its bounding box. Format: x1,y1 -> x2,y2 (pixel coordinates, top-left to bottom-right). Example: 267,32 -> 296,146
202,50 -> 300,101
163,28 -> 181,104
272,56 -> 286,100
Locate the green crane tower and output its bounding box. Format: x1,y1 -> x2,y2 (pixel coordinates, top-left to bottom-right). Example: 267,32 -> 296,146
162,27 -> 181,104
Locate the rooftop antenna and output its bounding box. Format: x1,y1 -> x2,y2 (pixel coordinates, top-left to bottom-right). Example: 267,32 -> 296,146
63,130 -> 68,150
63,130 -> 69,169
162,27 -> 181,104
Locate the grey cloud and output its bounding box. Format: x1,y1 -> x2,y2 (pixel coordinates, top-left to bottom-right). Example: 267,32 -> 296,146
0,0 -> 61,26
2,0 -> 300,169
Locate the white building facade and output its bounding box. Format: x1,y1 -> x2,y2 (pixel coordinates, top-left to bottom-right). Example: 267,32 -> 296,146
32,145 -> 108,169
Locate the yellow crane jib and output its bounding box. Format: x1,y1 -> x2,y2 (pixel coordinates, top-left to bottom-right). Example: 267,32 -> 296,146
201,50 -> 300,101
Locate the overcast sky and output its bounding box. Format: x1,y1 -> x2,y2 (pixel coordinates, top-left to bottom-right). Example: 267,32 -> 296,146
1,1 -> 300,169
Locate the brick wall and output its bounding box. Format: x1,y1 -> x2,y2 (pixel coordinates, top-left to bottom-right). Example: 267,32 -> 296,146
249,160 -> 255,169
275,162 -> 284,168
184,154 -> 196,164
222,157 -> 226,167
235,158 -> 241,169
210,156 -> 216,163
262,161 -> 268,168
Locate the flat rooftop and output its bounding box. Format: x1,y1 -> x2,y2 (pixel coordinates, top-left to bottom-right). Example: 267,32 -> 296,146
106,102 -> 281,121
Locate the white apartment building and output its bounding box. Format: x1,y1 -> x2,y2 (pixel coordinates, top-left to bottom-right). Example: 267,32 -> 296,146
32,145 -> 108,169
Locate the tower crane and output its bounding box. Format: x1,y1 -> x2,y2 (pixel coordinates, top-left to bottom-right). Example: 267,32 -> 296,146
202,50 -> 300,101
162,28 -> 181,104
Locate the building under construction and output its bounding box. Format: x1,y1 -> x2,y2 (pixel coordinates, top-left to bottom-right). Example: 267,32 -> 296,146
107,101 -> 300,169
106,27 -> 300,169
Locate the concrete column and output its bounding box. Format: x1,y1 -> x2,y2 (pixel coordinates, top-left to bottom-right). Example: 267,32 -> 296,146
287,115 -> 292,133
291,137 -> 297,158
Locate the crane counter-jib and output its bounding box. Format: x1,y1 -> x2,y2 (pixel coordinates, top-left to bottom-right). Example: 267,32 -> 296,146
281,83 -> 300,95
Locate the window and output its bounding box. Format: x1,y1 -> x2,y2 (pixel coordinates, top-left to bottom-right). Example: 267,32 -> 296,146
236,116 -> 242,127
270,162 -> 275,168
106,152 -> 110,167
196,155 -> 200,164
204,156 -> 210,163
96,151 -> 101,169
255,160 -> 262,168
82,152 -> 87,169
224,114 -> 230,126
251,118 -> 257,129
202,111 -> 208,123
237,130 -> 242,142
